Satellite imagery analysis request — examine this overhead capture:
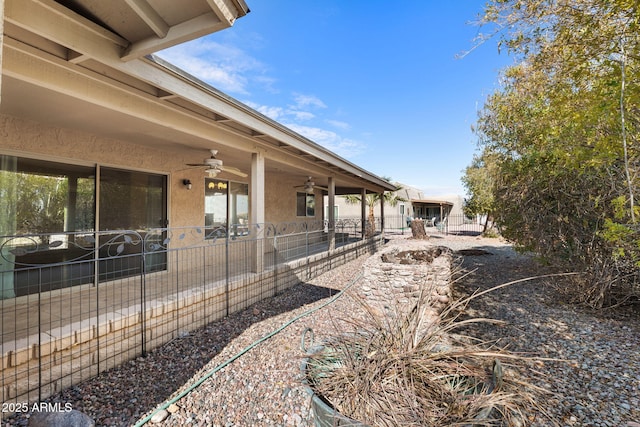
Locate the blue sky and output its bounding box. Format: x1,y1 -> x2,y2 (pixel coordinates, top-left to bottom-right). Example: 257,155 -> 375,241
158,1 -> 512,197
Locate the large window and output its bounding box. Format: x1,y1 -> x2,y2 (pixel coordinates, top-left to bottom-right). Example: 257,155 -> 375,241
99,167 -> 167,230
297,192 -> 315,217
0,155 -> 168,297
0,156 -> 96,297
324,204 -> 338,219
0,156 -> 95,237
205,179 -> 249,237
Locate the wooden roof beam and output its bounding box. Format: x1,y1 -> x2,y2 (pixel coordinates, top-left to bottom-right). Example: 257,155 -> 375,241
214,113 -> 232,122
121,13 -> 227,61
206,0 -> 239,27
124,0 -> 170,38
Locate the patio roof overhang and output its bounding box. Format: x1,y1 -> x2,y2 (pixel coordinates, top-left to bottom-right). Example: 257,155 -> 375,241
54,0 -> 250,61
411,199 -> 454,207
0,0 -> 396,194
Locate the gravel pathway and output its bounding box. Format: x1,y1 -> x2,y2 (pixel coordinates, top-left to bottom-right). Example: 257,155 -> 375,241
4,234 -> 639,426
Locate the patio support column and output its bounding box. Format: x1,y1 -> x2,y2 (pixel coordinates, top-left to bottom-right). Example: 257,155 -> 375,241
327,177 -> 335,250
250,151 -> 265,273
380,191 -> 385,236
0,0 -> 4,104
361,188 -> 366,240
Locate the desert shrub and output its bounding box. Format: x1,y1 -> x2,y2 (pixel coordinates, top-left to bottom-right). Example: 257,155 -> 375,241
305,287 -> 549,426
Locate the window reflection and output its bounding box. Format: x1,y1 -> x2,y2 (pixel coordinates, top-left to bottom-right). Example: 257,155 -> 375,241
296,192 -> 315,217
0,156 -> 95,237
205,179 -> 249,238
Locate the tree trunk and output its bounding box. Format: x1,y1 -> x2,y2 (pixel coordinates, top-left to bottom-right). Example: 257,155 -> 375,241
365,212 -> 376,238
482,212 -> 494,234
410,219 -> 428,239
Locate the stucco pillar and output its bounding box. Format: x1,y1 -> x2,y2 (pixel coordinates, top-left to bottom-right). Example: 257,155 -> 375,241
327,177 -> 335,250
250,151 -> 265,272
361,188 -> 366,240
0,0 -> 4,105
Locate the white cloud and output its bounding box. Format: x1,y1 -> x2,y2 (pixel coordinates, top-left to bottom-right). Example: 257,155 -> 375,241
326,119 -> 350,130
292,93 -> 327,109
158,39 -> 267,95
284,123 -> 365,159
288,110 -> 315,121
253,75 -> 279,94
245,102 -> 315,122
158,42 -> 363,161
244,101 -> 284,121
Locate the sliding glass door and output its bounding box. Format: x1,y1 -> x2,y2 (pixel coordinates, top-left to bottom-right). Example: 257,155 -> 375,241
0,156 -> 168,298
205,179 -> 249,238
99,167 -> 168,280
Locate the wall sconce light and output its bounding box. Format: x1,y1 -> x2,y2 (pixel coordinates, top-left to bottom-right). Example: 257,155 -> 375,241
182,179 -> 192,190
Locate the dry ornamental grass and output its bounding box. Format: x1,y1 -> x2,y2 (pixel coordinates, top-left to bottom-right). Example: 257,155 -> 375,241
305,277 -> 554,427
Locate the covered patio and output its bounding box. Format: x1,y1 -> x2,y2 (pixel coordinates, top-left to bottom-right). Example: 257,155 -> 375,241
0,0 -> 398,413
410,199 -> 454,226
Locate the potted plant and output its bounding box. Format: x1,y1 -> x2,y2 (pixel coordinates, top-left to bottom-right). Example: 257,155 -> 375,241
301,288 -> 548,427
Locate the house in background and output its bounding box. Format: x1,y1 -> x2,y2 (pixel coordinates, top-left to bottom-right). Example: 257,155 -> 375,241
0,0 -> 397,409
326,182 -> 464,229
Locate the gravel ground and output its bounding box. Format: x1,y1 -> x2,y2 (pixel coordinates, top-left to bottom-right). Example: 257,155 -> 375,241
451,236 -> 640,427
4,233 -> 640,427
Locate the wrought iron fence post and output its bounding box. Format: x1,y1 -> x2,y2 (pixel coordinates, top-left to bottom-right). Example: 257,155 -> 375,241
201,239 -> 207,324
140,231 -> 147,357
308,226 -> 312,279
94,231 -> 100,373
273,234 -> 278,294
176,240 -> 180,335
38,269 -> 42,402
225,233 -> 230,317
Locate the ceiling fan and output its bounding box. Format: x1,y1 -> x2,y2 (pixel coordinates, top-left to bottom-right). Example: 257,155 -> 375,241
186,149 -> 247,178
294,176 -> 328,194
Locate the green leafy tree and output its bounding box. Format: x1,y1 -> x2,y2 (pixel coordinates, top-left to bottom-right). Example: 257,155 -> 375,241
13,173 -> 95,236
461,149 -> 498,233
470,0 -> 640,307
16,174 -> 67,235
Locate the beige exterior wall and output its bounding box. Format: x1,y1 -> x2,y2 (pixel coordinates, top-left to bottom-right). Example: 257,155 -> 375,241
0,113 -> 193,229
264,171 -> 322,225
0,114 -> 322,235
0,0 -> 3,106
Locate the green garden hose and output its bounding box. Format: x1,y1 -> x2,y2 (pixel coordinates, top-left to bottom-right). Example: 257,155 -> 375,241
135,271 -> 363,426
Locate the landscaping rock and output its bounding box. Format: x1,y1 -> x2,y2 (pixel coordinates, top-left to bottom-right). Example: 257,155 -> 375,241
28,410 -> 95,427
150,409 -> 170,423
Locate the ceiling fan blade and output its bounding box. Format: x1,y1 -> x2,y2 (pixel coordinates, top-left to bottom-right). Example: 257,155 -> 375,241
186,163 -> 208,167
316,186 -> 329,191
222,166 -> 248,178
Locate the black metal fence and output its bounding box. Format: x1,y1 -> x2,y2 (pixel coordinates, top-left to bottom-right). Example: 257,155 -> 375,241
339,214 -> 487,236
0,219 -> 379,412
